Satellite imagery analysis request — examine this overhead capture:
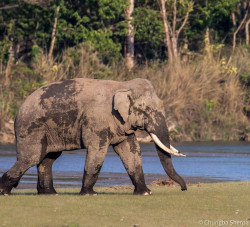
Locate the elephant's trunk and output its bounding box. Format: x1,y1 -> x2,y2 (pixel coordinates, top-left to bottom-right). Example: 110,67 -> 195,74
147,116 -> 187,191
156,147 -> 187,191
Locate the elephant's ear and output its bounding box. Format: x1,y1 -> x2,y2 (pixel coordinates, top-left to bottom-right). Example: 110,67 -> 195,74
113,90 -> 132,123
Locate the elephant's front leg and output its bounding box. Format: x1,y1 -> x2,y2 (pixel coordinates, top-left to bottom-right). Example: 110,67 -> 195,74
37,151 -> 62,194
113,134 -> 151,195
80,146 -> 108,195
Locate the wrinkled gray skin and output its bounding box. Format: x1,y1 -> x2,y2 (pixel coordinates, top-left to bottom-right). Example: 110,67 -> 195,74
0,78 -> 187,195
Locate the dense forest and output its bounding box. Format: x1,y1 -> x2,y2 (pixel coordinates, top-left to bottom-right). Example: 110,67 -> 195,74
0,0 -> 249,143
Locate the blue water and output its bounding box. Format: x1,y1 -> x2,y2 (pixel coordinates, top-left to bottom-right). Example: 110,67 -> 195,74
0,142 -> 249,184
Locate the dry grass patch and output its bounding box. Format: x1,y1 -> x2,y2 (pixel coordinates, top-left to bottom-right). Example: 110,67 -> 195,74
133,50 -> 249,141
0,46 -> 249,142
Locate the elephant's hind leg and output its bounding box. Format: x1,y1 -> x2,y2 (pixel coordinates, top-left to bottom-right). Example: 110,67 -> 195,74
37,151 -> 62,195
113,134 -> 151,195
0,158 -> 41,195
0,134 -> 49,195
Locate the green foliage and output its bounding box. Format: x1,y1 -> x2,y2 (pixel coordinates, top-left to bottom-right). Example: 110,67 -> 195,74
98,0 -> 128,23
240,73 -> 250,86
205,99 -> 217,111
133,7 -> 164,60
200,0 -> 240,43
0,0 -> 128,64
56,0 -> 128,63
240,73 -> 250,119
165,0 -> 193,18
31,45 -> 42,63
1,64 -> 47,117
0,19 -> 14,64
0,0 -> 248,63
88,29 -> 122,64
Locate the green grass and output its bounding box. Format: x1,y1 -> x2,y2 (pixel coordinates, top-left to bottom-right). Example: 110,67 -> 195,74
0,182 -> 249,227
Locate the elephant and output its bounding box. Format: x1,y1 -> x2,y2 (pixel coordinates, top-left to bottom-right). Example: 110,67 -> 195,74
0,78 -> 187,195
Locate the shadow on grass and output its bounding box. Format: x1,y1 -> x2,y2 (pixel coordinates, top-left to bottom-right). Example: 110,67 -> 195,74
4,192 -> 37,196
6,186 -> 178,196
8,192 -> 134,196
9,190 -> 135,196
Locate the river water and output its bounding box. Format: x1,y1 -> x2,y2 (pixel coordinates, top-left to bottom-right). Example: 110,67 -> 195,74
0,142 -> 249,188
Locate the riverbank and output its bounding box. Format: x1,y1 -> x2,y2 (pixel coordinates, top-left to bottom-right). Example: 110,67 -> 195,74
0,182 -> 249,227
13,172 -> 227,190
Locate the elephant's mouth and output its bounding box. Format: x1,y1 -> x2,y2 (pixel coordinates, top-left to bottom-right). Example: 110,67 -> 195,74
150,133 -> 186,157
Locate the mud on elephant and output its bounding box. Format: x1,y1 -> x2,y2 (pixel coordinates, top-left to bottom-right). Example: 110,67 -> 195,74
0,78 -> 186,195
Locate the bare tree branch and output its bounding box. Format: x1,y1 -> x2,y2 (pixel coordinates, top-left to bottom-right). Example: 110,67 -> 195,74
233,8 -> 249,49
0,0 -> 53,10
173,0 -> 177,33
0,4 -> 19,10
167,19 -> 173,35
176,9 -> 190,38
22,0 -> 52,8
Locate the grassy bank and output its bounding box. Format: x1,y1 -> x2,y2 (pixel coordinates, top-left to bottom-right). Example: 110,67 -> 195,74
0,45 -> 249,143
0,182 -> 249,227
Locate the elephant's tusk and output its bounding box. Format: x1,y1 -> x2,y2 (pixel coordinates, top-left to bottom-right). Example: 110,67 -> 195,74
150,133 -> 186,157
170,145 -> 180,154
170,145 -> 186,157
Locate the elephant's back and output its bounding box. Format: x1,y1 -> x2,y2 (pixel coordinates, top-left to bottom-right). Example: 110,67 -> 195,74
15,79 -> 80,140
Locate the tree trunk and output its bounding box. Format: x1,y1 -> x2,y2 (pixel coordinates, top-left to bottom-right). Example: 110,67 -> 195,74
171,35 -> 179,61
160,0 -> 190,67
182,37 -> 189,62
124,0 -> 134,70
160,0 -> 173,64
246,19 -> 250,45
48,5 -> 60,59
204,27 -> 212,59
5,40 -> 14,86
232,12 -> 237,27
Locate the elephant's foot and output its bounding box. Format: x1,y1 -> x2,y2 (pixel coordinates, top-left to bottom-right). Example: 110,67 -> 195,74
133,187 -> 152,195
79,188 -> 98,196
0,184 -> 12,196
181,186 -> 187,191
0,187 -> 12,196
0,174 -> 16,196
37,186 -> 58,195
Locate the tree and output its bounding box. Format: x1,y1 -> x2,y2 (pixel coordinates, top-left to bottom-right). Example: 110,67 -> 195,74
48,4 -> 60,58
160,0 -> 193,66
54,0 -> 128,64
231,1 -> 250,49
124,0 -> 134,70
0,0 -> 129,65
